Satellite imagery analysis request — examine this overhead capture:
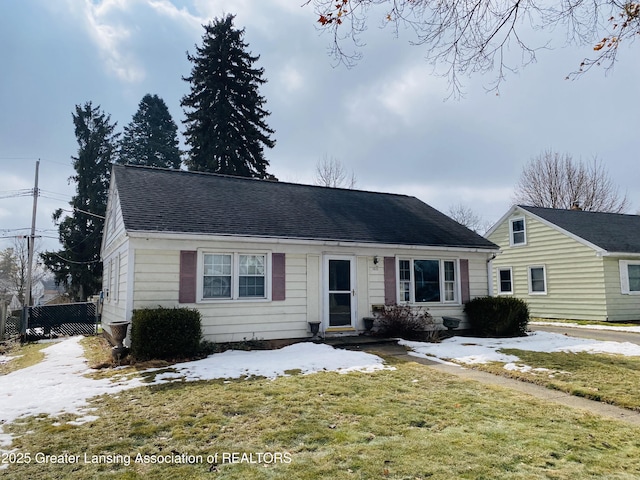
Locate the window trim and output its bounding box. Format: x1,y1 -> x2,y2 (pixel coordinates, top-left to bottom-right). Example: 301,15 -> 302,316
509,217 -> 527,246
620,260 -> 640,295
396,258 -> 460,305
528,265 -> 547,295
497,267 -> 513,295
104,256 -> 120,303
197,250 -> 271,303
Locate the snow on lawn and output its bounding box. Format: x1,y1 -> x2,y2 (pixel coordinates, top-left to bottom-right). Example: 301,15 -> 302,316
141,342 -> 390,384
400,331 -> 640,366
0,355 -> 15,365
0,337 -> 388,450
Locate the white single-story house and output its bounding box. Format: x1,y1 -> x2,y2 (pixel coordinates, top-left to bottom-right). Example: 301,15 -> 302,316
486,205 -> 640,322
101,165 -> 499,343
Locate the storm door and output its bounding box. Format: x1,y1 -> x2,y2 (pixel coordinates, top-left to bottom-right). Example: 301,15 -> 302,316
325,256 -> 356,328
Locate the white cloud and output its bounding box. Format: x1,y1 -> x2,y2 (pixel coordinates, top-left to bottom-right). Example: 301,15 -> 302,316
345,64 -> 446,133
278,64 -> 305,93
148,0 -> 201,25
377,65 -> 444,121
61,0 -> 202,84
70,0 -> 145,82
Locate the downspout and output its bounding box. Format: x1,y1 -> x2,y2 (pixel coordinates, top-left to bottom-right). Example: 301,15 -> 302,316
487,253 -> 498,297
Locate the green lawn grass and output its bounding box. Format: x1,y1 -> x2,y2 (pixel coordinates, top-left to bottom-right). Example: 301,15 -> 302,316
473,349 -> 640,411
3,356 -> 640,479
0,342 -> 48,375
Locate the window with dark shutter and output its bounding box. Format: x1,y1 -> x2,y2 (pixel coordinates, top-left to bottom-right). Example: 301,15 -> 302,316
272,253 -> 286,301
384,257 -> 396,304
179,251 -> 197,303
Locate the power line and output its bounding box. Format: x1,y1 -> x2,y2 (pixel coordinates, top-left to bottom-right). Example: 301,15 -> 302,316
0,190 -> 33,200
59,207 -> 105,220
49,252 -> 100,265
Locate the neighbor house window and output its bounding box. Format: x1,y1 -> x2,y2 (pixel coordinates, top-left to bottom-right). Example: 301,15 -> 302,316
620,260 -> 640,294
202,253 -> 266,300
498,267 -> 513,294
398,259 -> 457,303
528,265 -> 547,294
510,218 -> 526,246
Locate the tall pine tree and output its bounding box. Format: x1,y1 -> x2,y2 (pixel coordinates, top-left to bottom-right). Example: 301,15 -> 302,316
181,15 -> 275,178
117,93 -> 182,169
41,102 -> 118,301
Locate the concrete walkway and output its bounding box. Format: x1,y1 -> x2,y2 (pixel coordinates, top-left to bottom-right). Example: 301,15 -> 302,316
340,339 -> 640,427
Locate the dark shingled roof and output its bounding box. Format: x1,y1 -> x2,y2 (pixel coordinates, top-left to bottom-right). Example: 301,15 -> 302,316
520,206 -> 640,254
112,165 -> 497,249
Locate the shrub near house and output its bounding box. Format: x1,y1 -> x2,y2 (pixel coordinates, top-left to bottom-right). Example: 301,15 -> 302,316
464,296 -> 529,337
130,307 -> 202,361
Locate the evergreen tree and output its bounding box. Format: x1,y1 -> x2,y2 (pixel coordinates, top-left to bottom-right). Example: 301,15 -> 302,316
181,15 -> 275,178
117,94 -> 182,169
41,102 -> 118,301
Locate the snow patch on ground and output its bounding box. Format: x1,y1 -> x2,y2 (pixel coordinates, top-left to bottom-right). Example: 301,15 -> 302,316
0,337 -> 390,451
0,355 -> 17,365
400,331 -> 640,367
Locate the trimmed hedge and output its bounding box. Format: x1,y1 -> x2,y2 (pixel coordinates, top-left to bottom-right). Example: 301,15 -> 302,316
464,296 -> 530,337
130,307 -> 202,361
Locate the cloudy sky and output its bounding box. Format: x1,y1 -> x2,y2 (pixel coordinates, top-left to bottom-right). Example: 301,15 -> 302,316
1,0 -> 638,253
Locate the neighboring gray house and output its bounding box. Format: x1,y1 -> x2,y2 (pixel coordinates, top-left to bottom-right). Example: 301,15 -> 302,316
487,205 -> 640,322
101,165 -> 498,343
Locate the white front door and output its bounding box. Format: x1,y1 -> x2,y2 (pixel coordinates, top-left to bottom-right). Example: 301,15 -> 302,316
324,256 -> 356,329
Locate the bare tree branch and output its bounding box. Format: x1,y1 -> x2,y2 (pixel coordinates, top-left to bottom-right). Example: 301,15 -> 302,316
0,238 -> 46,307
315,154 -> 358,188
447,203 -> 492,234
305,0 -> 640,97
513,150 -> 630,213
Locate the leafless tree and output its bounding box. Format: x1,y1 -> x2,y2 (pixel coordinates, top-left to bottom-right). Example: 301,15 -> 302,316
513,151 -> 630,213
305,0 -> 640,97
447,203 -> 492,234
0,238 -> 46,307
315,155 -> 357,189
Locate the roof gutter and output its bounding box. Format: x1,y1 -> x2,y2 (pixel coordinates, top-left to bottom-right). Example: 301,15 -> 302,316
125,231 -> 500,254
597,251 -> 640,258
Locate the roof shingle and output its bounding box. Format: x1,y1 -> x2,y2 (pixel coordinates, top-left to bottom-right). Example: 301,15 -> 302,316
520,205 -> 640,254
113,165 -> 497,249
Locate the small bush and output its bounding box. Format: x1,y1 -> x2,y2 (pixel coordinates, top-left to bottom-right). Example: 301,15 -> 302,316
130,307 -> 202,361
375,303 -> 437,341
464,296 -> 529,337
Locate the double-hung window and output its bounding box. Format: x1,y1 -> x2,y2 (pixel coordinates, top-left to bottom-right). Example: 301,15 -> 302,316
620,260 -> 640,294
398,258 -> 458,303
498,267 -> 513,294
528,265 -> 547,294
202,253 -> 266,300
510,218 -> 526,246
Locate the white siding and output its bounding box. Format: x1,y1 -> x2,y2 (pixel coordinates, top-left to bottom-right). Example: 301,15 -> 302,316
101,180 -> 131,338
121,236 -> 493,343
100,244 -> 130,334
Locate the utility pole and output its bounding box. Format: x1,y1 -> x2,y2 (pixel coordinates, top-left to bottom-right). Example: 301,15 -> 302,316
21,160 -> 39,338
